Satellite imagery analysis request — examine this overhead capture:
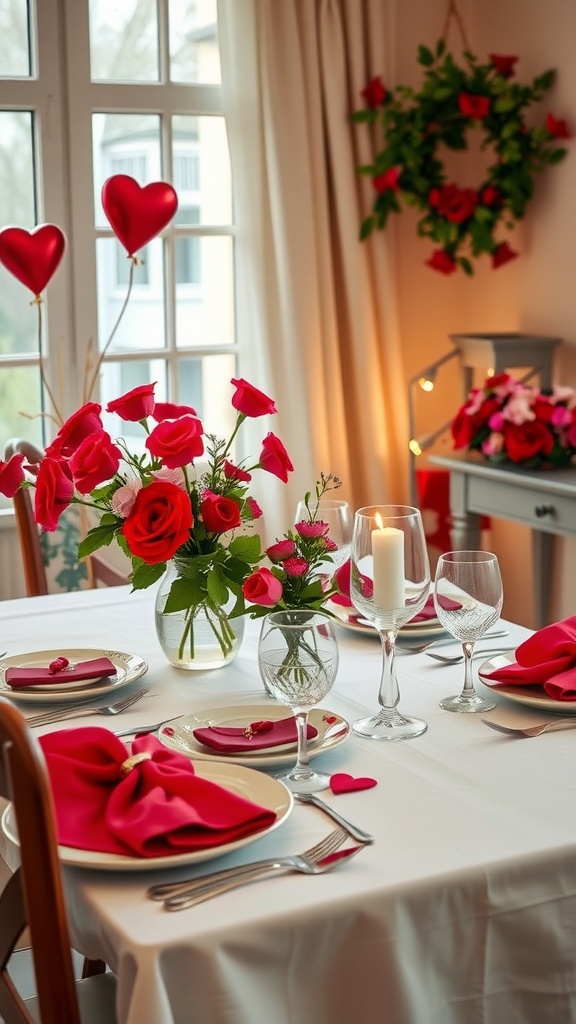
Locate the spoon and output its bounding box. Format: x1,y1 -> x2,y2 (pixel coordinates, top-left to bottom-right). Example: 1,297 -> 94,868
396,630 -> 509,656
426,645 -> 516,664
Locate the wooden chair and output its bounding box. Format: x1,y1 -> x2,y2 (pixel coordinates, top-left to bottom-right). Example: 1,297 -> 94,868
4,439 -> 129,597
0,696 -> 117,1023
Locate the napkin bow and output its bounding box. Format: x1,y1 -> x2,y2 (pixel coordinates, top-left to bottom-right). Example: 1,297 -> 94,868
39,728 -> 277,857
6,657 -> 116,689
482,616 -> 576,701
193,716 -> 318,753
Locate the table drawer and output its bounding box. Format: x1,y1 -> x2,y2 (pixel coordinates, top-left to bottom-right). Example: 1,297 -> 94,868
466,476 -> 576,535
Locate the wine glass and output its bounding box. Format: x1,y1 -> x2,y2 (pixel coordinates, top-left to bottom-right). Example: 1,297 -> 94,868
258,610 -> 339,793
433,550 -> 503,713
350,505 -> 430,740
294,498 -> 352,573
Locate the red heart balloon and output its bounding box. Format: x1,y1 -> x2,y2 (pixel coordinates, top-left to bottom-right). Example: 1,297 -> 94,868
329,773 -> 377,794
0,224 -> 66,296
101,175 -> 179,256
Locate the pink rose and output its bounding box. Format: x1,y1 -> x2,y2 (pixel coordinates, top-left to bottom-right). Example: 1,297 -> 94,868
295,520 -> 329,538
266,539 -> 296,562
242,567 -> 283,606
107,383 -> 156,422
152,401 -> 197,422
259,433 -> 294,483
231,378 -> 277,418
200,493 -> 241,533
34,457 -> 74,532
111,480 -> 142,518
145,415 -> 204,468
46,402 -> 103,458
245,496 -> 263,520
0,453 -> 25,498
69,431 -> 121,494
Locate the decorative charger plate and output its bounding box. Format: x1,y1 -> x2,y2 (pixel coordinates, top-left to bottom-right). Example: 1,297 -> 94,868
158,704 -> 350,768
1,760 -> 293,872
326,600 -> 448,641
0,649 -> 148,704
478,654 -> 576,714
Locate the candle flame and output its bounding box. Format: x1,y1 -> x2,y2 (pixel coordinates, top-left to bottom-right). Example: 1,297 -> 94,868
374,512 -> 384,530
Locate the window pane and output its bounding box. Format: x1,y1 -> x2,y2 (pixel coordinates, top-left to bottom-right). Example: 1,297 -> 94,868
169,0 -> 220,84
176,236 -> 234,348
173,115 -> 231,225
0,110 -> 38,355
93,113 -> 161,228
0,365 -> 44,446
96,237 -> 166,353
0,0 -> 31,78
89,0 -> 159,83
178,354 -> 236,436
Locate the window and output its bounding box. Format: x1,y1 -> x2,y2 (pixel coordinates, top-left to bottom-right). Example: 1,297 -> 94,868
0,0 -> 237,470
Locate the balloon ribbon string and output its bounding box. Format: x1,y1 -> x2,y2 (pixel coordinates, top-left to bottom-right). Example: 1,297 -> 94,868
441,0 -> 471,51
33,296 -> 63,426
84,255 -> 136,402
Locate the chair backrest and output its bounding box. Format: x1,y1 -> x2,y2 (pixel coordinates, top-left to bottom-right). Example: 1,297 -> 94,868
0,697 -> 82,1024
5,439 -> 129,597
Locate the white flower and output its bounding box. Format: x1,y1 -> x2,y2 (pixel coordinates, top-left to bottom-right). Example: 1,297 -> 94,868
502,393 -> 535,425
111,479 -> 142,518
151,467 -> 187,489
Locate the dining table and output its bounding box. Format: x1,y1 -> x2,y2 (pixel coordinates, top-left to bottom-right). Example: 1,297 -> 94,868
2,585 -> 576,1024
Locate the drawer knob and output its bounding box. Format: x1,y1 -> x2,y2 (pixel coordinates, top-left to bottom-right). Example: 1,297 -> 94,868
534,505 -> 555,518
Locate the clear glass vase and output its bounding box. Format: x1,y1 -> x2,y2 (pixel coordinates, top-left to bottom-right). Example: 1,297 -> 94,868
154,560 -> 245,671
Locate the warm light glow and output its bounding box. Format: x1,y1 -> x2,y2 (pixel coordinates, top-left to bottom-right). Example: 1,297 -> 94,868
487,367 -> 495,377
418,376 -> 435,392
408,439 -> 423,456
374,512 -> 384,529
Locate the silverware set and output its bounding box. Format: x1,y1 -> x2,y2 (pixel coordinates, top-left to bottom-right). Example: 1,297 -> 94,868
24,686 -> 149,728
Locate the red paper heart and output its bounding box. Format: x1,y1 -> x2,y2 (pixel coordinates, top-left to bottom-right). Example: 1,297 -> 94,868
330,773 -> 377,794
0,224 -> 66,296
101,174 -> 178,256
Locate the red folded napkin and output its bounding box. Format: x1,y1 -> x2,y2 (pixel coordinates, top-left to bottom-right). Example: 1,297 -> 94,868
410,594 -> 462,623
193,716 -> 318,753
38,728 -> 277,857
5,657 -> 116,690
482,616 -> 576,701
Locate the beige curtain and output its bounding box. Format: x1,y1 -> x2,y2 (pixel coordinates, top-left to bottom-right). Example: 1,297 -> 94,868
218,0 -> 408,540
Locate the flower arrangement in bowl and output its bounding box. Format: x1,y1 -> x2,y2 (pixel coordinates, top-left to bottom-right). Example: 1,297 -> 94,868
0,377 -> 295,669
352,40 -> 570,275
451,372 -> 576,469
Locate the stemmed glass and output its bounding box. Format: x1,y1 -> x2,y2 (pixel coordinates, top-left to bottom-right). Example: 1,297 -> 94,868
258,610 -> 339,793
433,550 -> 503,713
350,505 -> 430,740
295,498 -> 352,572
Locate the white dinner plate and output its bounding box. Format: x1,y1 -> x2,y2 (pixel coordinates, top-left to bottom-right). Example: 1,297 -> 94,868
157,704 -> 350,768
326,600 -> 447,641
2,760 -> 293,872
0,649 -> 148,704
478,653 -> 576,714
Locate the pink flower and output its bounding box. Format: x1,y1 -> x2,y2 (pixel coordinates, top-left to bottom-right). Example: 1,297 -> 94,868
551,405 -> 572,429
0,453 -> 25,498
151,467 -> 186,489
224,460 -> 252,482
107,383 -> 156,422
111,479 -> 142,518
295,520 -> 329,538
481,432 -> 505,456
266,539 -> 296,562
245,496 -> 263,520
283,556 -> 309,578
488,411 -> 505,431
502,393 -> 536,425
324,537 -> 338,552
242,567 -> 283,606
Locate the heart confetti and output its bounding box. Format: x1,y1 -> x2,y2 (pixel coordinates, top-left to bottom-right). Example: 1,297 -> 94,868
330,773 -> 377,794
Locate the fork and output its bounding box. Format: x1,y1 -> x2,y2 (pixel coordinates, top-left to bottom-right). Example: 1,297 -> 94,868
396,630 -> 509,655
148,826 -> 349,903
24,687 -> 149,728
425,646 -> 516,664
481,716 -> 576,737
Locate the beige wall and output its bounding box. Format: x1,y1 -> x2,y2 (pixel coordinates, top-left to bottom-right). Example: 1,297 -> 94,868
390,0 -> 576,627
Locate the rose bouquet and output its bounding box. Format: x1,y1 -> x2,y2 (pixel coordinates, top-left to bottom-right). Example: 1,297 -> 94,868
0,377 -> 295,663
451,373 -> 576,469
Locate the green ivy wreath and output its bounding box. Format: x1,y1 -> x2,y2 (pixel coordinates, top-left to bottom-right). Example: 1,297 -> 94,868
352,40 -> 571,275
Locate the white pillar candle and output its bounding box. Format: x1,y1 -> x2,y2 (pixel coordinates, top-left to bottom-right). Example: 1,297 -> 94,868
372,525 -> 405,610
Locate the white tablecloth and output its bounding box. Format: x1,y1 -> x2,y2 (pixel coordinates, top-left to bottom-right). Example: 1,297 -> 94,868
2,588 -> 576,1024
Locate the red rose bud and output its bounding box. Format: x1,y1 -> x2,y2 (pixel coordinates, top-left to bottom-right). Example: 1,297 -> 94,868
106,382 -> 156,422
0,452 -> 25,498
231,378 -> 277,418
545,113 -> 572,140
372,166 -> 401,193
491,242 -> 518,269
223,460 -> 252,482
361,75 -> 386,107
201,493 -> 242,533
259,433 -> 294,483
480,185 -> 501,207
458,93 -> 491,119
489,54 -> 518,79
46,402 -> 103,459
266,539 -> 296,562
425,249 -> 457,275
33,457 -> 74,532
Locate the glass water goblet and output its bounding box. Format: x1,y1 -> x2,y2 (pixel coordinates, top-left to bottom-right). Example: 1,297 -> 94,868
434,550 -> 503,713
258,610 -> 339,793
294,498 -> 352,573
350,505 -> 430,740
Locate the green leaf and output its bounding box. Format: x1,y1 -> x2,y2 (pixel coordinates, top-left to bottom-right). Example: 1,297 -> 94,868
163,576 -> 203,613
228,534 -> 262,561
459,257 -> 474,276
360,216 -> 375,240
130,561 -> 166,591
548,148 -> 567,164
417,45 -> 434,67
207,565 -> 229,606
435,38 -> 446,58
77,523 -> 118,557
533,69 -> 555,92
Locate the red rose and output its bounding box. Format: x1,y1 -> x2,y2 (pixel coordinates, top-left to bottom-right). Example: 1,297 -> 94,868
224,460 -> 252,482
491,242 -> 518,269
145,415 -> 204,468
46,402 -> 103,458
152,401 -> 197,422
503,421 -> 554,463
200,493 -> 242,533
107,383 -> 156,422
451,407 -> 476,449
34,457 -> 74,532
242,567 -> 283,607
245,496 -> 263,520
122,481 -> 192,563
266,539 -> 296,562
458,93 -> 491,119
259,433 -> 294,483
532,398 -> 554,425
432,184 -> 478,223
372,167 -> 401,193
425,249 -> 457,275
545,113 -> 571,140
231,378 -> 277,418
334,559 -> 351,600
361,75 -> 386,108
489,54 -> 518,79
0,453 -> 25,498
69,431 -> 121,494
480,185 -> 502,206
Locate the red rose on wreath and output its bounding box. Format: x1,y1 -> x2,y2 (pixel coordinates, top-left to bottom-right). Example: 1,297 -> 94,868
429,183 -> 478,223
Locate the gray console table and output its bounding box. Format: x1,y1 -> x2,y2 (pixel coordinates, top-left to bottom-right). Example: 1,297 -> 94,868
429,453 -> 576,627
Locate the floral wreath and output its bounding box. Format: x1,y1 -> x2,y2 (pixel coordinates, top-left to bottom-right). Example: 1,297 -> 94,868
352,39 -> 571,275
